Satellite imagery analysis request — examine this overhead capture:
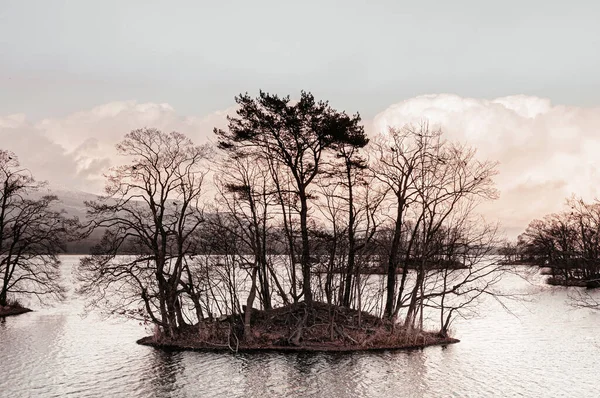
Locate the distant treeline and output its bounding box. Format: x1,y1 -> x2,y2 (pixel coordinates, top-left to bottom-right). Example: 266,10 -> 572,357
503,197 -> 600,288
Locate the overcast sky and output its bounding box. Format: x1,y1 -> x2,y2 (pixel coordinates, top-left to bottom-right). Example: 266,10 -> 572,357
1,0 -> 600,238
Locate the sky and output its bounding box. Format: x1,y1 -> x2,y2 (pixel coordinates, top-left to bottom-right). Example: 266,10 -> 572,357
1,0 -> 600,239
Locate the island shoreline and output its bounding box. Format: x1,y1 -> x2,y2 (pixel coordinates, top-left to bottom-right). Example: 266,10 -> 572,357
135,301 -> 461,354
0,306 -> 32,317
136,335 -> 460,353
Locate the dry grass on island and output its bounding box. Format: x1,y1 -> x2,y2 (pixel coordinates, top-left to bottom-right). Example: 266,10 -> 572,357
138,301 -> 459,353
0,299 -> 32,317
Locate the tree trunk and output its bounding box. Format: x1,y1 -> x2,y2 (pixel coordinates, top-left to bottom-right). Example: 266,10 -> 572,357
258,253 -> 271,310
174,297 -> 186,328
244,267 -> 258,342
299,189 -> 312,304
0,263 -> 10,306
343,162 -> 356,308
156,271 -> 171,337
325,237 -> 337,305
404,261 -> 425,329
385,199 -> 404,318
278,189 -> 298,302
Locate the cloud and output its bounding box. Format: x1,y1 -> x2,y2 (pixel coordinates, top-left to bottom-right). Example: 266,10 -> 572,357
2,94 -> 599,239
0,115 -> 81,189
373,94 -> 600,238
0,101 -> 233,194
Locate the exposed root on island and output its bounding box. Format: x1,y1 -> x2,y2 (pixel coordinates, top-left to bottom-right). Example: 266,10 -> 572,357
137,301 -> 459,353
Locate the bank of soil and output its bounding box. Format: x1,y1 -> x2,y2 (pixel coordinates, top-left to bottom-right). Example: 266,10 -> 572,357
138,301 -> 459,353
0,305 -> 32,317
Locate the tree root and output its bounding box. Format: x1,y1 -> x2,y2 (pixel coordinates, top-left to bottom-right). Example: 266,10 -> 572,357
334,324 -> 358,345
288,307 -> 309,346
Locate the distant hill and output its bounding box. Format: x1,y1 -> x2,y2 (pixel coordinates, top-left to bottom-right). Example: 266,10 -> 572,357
35,185 -> 99,220
31,186 -> 103,254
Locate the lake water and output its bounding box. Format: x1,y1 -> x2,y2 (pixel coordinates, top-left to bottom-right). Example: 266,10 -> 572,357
1,255 -> 599,397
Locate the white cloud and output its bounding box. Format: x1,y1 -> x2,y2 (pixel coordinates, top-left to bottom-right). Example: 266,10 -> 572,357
373,94 -> 600,238
2,95 -> 599,238
1,101 -> 233,194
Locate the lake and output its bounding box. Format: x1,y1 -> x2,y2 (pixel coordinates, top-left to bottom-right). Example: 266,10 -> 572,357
1,255 -> 599,397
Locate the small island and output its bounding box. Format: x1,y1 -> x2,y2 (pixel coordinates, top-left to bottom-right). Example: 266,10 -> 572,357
500,198 -> 600,292
1,96 -> 506,356
71,94 -> 507,354
0,301 -> 32,318
137,301 -> 458,353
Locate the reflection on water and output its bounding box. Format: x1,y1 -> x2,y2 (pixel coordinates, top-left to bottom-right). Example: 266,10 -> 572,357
146,351 -> 184,396
1,256 -> 600,397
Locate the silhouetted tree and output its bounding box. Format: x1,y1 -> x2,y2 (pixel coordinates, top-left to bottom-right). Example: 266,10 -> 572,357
215,91 -> 367,304
0,151 -> 76,307
331,136 -> 370,307
371,124 -> 498,321
78,129 -> 210,338
520,197 -> 600,286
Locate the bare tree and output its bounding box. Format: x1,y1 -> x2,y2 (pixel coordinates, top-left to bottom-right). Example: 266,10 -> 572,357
313,175 -> 347,306
315,146 -> 383,309
0,150 -> 76,307
330,138 -> 370,307
402,138 -> 499,329
421,219 -> 508,337
518,197 -> 600,310
520,198 -> 600,286
371,124 -> 499,323
77,129 -> 210,338
370,125 -> 438,319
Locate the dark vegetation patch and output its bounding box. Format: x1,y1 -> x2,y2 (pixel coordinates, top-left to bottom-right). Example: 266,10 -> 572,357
138,301 -> 459,353
0,300 -> 32,317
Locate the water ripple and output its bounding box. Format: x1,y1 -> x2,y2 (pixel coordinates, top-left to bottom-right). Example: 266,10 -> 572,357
1,259 -> 600,397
